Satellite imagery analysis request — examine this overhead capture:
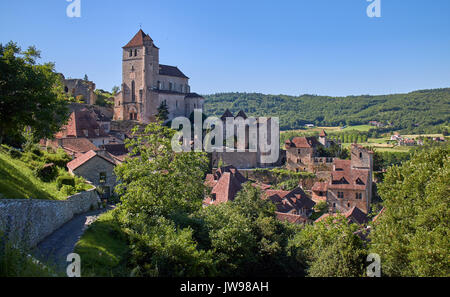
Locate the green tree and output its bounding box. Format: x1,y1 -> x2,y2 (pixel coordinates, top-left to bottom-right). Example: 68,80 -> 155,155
370,145 -> 450,276
156,101 -> 169,122
0,42 -> 69,145
83,74 -> 89,81
288,215 -> 367,277
112,85 -> 120,96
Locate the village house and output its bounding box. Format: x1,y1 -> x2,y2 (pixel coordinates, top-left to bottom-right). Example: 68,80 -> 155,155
285,130 -> 335,172
113,29 -> 204,123
203,165 -> 315,224
264,187 -> 316,221
315,206 -> 369,225
67,150 -> 120,199
311,144 -> 374,214
203,165 -> 248,206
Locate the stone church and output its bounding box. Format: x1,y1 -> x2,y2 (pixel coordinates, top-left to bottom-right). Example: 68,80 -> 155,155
113,29 -> 204,123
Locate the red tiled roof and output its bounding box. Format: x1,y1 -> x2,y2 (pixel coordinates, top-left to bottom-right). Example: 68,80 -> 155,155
275,212 -> 309,224
123,29 -> 153,48
315,206 -> 368,225
312,182 -> 328,192
67,150 -> 116,171
56,109 -> 108,139
264,187 -> 315,214
286,137 -> 319,149
204,166 -> 248,205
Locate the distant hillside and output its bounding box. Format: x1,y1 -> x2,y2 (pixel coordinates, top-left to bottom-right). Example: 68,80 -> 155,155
203,88 -> 450,133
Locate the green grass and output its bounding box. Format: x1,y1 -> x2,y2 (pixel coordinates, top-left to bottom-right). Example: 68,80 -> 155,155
74,211 -> 130,277
0,150 -> 67,200
341,125 -> 373,132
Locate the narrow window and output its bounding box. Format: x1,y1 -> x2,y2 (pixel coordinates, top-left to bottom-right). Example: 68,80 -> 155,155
134,49 -> 138,56
131,80 -> 136,102
99,172 -> 107,184
129,50 -> 132,57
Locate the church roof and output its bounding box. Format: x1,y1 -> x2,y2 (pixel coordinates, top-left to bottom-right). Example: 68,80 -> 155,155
185,92 -> 204,99
159,64 -> 189,79
123,29 -> 153,48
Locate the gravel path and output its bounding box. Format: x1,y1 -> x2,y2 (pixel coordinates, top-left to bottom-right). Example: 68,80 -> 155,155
32,207 -> 112,272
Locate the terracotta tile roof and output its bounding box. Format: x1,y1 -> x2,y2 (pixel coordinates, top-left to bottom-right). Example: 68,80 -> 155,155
312,182 -> 328,192
123,29 -> 153,48
264,187 -> 315,214
159,64 -> 188,79
52,138 -> 99,157
204,166 -> 248,205
286,137 -> 320,149
67,150 -> 116,171
315,206 -> 368,225
275,212 -> 310,224
56,109 -> 108,139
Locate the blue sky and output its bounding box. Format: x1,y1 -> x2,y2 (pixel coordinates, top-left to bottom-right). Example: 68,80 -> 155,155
1,0 -> 450,96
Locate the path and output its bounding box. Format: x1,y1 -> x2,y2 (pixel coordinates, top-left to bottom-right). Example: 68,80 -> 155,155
32,206 -> 113,272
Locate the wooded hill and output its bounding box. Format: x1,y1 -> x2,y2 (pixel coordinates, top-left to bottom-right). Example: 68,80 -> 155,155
203,88 -> 450,133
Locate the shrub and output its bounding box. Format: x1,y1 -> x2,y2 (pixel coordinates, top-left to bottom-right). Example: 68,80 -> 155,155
34,163 -> 58,182
56,176 -> 75,190
8,148 -> 22,159
42,149 -> 71,168
61,185 -> 77,196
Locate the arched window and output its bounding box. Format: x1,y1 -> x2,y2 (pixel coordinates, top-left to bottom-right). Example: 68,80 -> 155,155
131,80 -> 136,102
129,50 -> 132,57
64,86 -> 69,93
134,49 -> 138,56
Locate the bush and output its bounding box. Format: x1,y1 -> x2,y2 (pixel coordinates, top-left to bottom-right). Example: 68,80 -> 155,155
8,148 -> 22,159
61,184 -> 77,196
56,176 -> 75,190
34,163 -> 58,182
42,149 -> 71,168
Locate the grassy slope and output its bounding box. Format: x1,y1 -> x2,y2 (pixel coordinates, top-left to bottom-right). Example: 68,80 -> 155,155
74,211 -> 130,277
0,151 -> 66,200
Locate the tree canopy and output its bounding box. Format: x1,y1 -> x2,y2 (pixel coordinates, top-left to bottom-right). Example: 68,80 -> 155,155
370,145 -> 450,277
0,42 -> 69,145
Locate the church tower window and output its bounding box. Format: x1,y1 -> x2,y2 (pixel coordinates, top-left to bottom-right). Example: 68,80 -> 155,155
131,80 -> 136,102
134,49 -> 138,56
129,50 -> 133,57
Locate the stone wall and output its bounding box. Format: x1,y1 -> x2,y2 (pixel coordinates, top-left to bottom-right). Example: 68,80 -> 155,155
0,189 -> 101,249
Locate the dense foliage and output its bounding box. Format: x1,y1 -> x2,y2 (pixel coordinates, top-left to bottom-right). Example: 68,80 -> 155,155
370,145 -> 450,276
288,216 -> 367,277
204,91 -> 450,133
0,42 -> 69,146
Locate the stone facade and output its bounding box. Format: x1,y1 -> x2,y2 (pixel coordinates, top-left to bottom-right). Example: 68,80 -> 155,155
68,151 -> 117,198
59,74 -> 97,105
326,145 -> 373,214
0,189 -> 101,249
113,30 -> 204,123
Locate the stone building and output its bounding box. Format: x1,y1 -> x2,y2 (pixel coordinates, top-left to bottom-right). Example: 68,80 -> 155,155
312,144 -> 374,214
67,150 -> 118,198
59,73 -> 97,105
113,29 -> 204,123
210,110 -> 283,169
